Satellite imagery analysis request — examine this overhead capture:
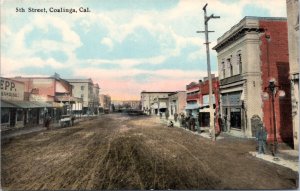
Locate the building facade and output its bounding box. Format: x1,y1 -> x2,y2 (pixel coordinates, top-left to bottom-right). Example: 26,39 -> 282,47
186,76 -> 220,129
66,78 -> 98,115
286,0 -> 299,149
92,83 -> 100,114
1,77 -> 25,129
213,17 -> 293,146
13,74 -> 79,116
1,77 -> 54,129
168,91 -> 187,120
99,94 -> 111,112
140,91 -> 175,115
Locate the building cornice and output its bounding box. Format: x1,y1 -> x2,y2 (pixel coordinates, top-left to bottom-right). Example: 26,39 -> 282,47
213,16 -> 287,52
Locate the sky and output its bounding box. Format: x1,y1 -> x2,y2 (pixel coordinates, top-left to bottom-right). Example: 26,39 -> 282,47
1,0 -> 287,100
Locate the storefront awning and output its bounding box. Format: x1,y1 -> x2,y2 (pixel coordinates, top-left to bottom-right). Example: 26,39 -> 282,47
2,100 -> 54,109
31,101 -> 53,108
185,103 -> 200,110
1,100 -> 16,108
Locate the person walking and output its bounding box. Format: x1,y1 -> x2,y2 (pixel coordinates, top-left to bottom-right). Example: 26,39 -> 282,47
180,113 -> 185,128
256,119 -> 268,154
190,116 -> 195,131
185,115 -> 190,130
197,112 -> 201,133
165,111 -> 169,120
174,113 -> 178,122
218,114 -> 225,132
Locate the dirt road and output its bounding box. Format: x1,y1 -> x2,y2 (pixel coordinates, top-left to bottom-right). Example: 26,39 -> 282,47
1,114 -> 298,190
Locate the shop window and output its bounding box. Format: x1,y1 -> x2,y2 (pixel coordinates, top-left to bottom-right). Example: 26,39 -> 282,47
1,109 -> 9,124
200,112 -> 210,127
230,108 -> 241,129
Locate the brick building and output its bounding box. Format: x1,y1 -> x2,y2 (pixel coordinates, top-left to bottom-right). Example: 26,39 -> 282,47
213,17 -> 293,146
186,76 -> 220,129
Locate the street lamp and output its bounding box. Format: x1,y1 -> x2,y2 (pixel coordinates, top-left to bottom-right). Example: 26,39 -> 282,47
263,77 -> 285,157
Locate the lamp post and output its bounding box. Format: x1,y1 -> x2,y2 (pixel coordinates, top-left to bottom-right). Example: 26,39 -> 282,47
263,78 -> 285,157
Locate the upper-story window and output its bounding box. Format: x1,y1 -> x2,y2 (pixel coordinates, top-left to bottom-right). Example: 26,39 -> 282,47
81,86 -> 84,90
227,57 -> 233,76
222,60 -> 225,78
237,51 -> 242,74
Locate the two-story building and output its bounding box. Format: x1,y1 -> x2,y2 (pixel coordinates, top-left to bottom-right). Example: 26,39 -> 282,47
1,77 -> 54,129
140,91 -> 175,115
198,76 -> 220,129
66,78 -> 99,115
168,91 -> 187,119
186,75 -> 219,129
213,17 -> 293,146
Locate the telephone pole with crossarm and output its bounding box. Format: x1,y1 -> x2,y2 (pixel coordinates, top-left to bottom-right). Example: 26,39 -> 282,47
197,3 -> 220,141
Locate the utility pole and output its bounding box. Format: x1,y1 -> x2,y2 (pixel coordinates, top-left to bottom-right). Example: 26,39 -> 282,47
197,3 -> 220,141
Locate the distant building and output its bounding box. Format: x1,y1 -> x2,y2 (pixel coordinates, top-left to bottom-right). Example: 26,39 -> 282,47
168,91 -> 186,118
122,100 -> 141,110
99,94 -> 111,112
92,83 -> 100,114
66,78 -> 99,115
286,0 -> 299,150
140,91 -> 175,115
111,100 -> 141,110
213,17 -> 293,145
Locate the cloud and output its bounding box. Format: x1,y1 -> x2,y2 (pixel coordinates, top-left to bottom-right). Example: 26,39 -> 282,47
1,0 -> 287,100
100,37 -> 114,50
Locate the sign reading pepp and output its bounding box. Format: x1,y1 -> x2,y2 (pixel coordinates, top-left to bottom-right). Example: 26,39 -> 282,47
0,78 -> 24,101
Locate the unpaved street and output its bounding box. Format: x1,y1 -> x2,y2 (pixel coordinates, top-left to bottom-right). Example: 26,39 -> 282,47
1,114 -> 298,190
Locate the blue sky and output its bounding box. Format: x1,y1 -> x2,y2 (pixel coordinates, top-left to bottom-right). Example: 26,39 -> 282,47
1,0 -> 287,100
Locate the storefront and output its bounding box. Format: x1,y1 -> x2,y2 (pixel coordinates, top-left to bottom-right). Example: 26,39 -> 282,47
221,91 -> 245,135
185,102 -> 200,117
1,100 -> 17,130
2,100 -> 54,128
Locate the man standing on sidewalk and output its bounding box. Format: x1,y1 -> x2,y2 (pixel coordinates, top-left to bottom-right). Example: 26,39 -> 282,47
256,119 -> 268,154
